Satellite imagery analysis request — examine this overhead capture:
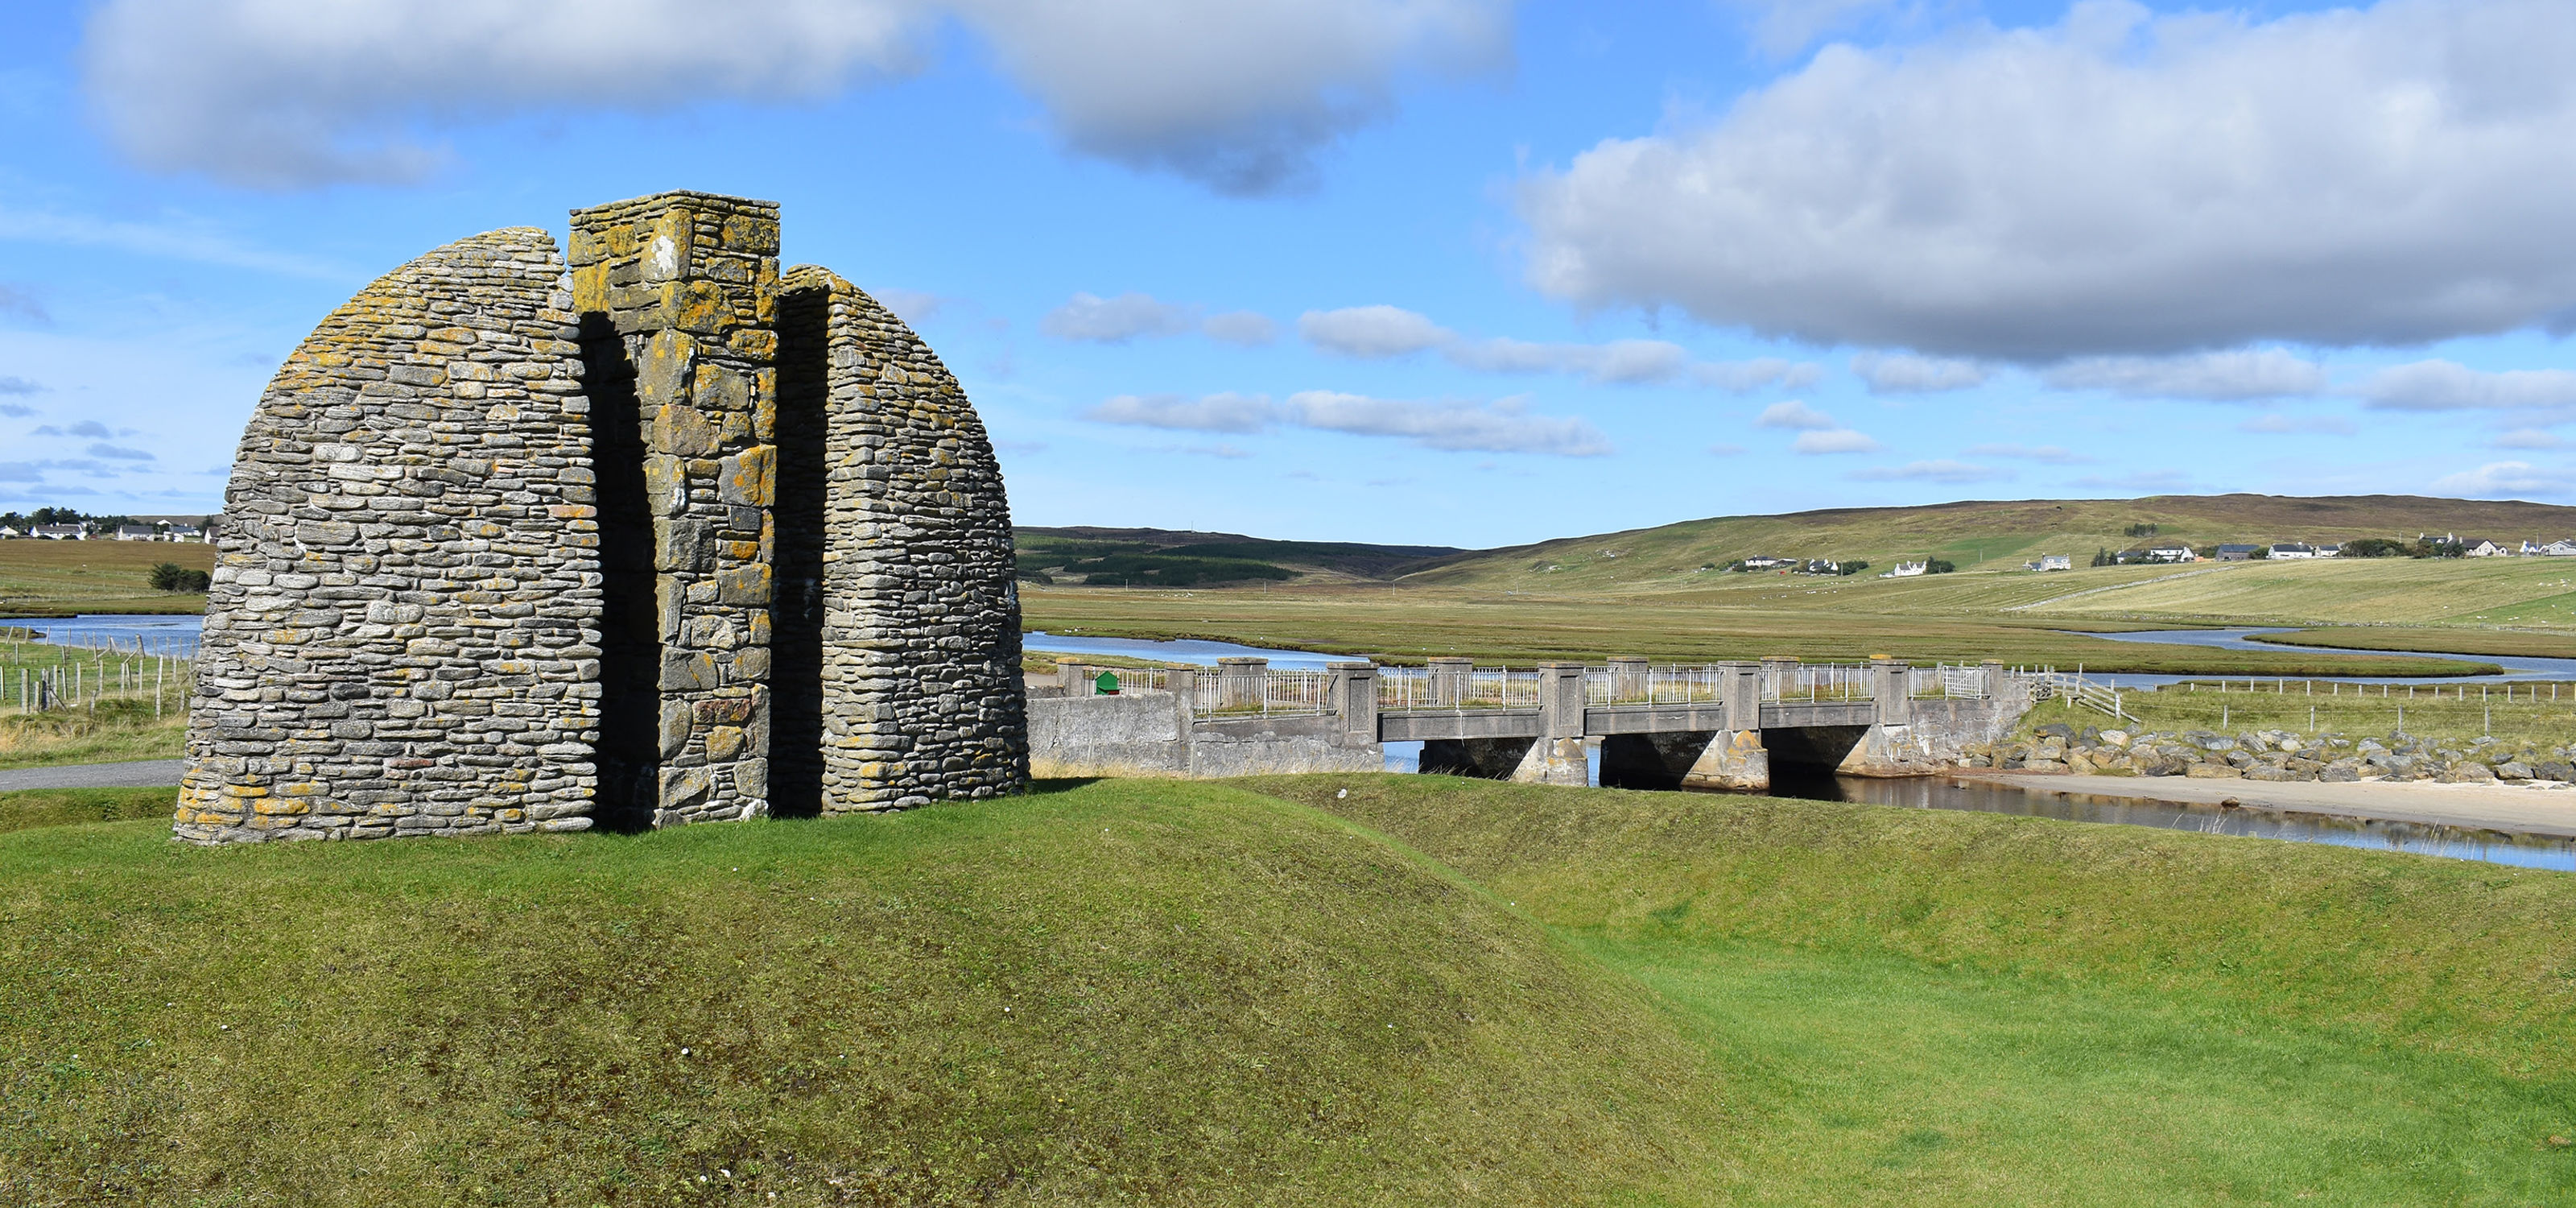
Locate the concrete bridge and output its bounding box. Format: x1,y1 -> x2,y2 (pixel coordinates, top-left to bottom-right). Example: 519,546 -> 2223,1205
1028,656 -> 2035,790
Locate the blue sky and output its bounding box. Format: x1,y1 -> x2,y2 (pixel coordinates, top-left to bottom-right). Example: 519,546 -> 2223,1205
6,0 -> 2576,547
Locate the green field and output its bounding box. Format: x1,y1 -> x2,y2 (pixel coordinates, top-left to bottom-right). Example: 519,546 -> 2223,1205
6,776 -> 2575,1203
0,540 -> 212,618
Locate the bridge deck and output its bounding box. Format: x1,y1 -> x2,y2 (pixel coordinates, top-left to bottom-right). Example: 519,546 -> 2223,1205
1379,698 -> 1883,743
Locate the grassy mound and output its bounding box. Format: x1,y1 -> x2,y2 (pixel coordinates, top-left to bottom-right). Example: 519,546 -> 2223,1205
0,780 -> 1715,1206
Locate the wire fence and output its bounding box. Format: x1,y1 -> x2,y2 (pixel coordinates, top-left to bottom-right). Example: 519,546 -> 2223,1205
6,630 -> 198,717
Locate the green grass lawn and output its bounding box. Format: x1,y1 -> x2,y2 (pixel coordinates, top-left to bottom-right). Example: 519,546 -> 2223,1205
7,775 -> 2576,1203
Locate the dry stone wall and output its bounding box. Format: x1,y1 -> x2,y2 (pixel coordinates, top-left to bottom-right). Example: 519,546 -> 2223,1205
782,267 -> 1027,810
176,230 -> 600,842
178,190 -> 1026,843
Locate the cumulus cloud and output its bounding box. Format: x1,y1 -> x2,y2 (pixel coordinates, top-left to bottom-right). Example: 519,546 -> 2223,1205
1792,428 -> 1881,454
2358,360 -> 2576,411
1299,304 -> 1453,358
1298,304 -> 1817,387
1084,387 -> 1610,455
83,0 -> 1509,193
1042,292 -> 1199,343
2430,460 -> 2574,498
1848,459 -> 2009,483
1200,311 -> 1278,346
1965,444 -> 2091,464
1283,390 -> 1612,455
1851,353 -> 1987,394
1521,0 -> 2576,359
2239,413 -> 2358,435
1754,400 -> 1839,430
1084,391 -> 1277,432
2045,349 -> 2328,400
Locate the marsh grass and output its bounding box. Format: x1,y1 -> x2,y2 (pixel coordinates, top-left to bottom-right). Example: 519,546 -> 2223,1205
2026,681 -> 2576,747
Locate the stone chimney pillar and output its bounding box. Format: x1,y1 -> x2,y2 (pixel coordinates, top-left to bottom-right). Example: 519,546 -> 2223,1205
569,191 -> 781,825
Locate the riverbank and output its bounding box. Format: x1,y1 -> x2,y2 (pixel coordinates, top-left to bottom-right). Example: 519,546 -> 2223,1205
1956,769 -> 2576,839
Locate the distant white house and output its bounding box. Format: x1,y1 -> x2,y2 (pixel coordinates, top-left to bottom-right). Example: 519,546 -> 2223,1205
1740,556 -> 1791,570
2215,543 -> 2263,561
2546,540 -> 2576,557
0,526 -> 18,539
2269,541 -> 2318,559
2464,538 -> 2508,557
2144,544 -> 2194,563
31,523 -> 82,540
114,524 -> 156,541
2523,540 -> 2547,556
163,524 -> 202,542
1883,561 -> 1927,577
2037,554 -> 2072,572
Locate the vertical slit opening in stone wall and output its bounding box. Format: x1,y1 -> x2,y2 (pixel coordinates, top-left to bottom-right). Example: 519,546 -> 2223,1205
581,314 -> 661,832
766,286 -> 829,817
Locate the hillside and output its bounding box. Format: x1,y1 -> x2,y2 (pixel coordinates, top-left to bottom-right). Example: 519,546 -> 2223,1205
1404,494 -> 2576,590
1016,526 -> 1465,585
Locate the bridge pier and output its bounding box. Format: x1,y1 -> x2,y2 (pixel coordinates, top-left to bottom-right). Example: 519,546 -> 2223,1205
1508,662 -> 1589,786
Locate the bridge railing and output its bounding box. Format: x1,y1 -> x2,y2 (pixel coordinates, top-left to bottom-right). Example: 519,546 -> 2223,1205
1178,667 -> 1337,718
1909,663 -> 1992,699
1584,664 -> 1732,705
1762,663 -> 1875,702
1377,666 -> 1542,712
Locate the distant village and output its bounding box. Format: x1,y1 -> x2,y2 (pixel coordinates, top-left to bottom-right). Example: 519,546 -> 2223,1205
1724,531 -> 2559,578
0,510 -> 209,543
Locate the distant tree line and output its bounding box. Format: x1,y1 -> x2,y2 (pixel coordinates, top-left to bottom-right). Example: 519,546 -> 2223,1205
150,562 -> 210,594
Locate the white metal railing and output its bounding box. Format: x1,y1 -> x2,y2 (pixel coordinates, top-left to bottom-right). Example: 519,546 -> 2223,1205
1909,663 -> 1991,700
1583,664 -> 1732,706
1377,666 -> 1541,712
1763,663 -> 1873,703
1180,668 -> 1336,718
2030,669 -> 2130,722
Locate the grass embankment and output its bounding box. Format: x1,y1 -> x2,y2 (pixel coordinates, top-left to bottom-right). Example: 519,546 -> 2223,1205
1022,581 -> 2487,676
0,540 -> 211,618
2025,678 -> 2576,747
1249,775 -> 2576,1202
0,780 -> 1717,1206
8,776 -> 2576,1202
0,785 -> 171,834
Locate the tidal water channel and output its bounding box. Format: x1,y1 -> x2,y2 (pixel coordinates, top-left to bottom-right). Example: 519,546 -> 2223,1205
14,618 -> 2573,870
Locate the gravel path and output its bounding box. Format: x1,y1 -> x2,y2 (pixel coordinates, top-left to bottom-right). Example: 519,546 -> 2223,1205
0,760 -> 186,792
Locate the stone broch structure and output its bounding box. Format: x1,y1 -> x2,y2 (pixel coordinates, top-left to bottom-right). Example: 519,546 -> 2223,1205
175,190 -> 1026,843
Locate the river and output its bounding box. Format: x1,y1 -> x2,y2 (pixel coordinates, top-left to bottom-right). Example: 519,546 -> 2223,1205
14,615 -> 2574,869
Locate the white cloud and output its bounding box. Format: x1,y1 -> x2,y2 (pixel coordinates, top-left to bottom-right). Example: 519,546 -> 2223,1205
2430,460 -> 2576,499
1042,292 -> 1199,343
2359,360 -> 2576,411
2046,349 -> 2327,400
2239,413 -> 2358,435
1084,391 -> 1278,432
1848,459 -> 2009,483
1298,304 -> 1453,358
1965,443 -> 2091,464
1283,390 -> 1612,455
2492,428 -> 2565,449
1754,400 -> 1839,430
85,0 -> 1509,193
1084,387 -> 1610,455
1792,428 -> 1880,454
1299,304 -> 1818,388
1201,311 -> 1278,346
1851,352 -> 1987,394
1521,0 -> 2576,359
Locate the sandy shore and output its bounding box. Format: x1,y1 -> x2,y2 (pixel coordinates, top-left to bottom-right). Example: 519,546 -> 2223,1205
1952,771 -> 2576,839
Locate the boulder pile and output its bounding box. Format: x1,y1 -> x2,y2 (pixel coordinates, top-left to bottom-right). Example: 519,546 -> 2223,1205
1963,722 -> 2576,784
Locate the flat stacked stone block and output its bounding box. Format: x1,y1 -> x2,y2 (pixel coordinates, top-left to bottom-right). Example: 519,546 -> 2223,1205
177,229 -> 600,842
